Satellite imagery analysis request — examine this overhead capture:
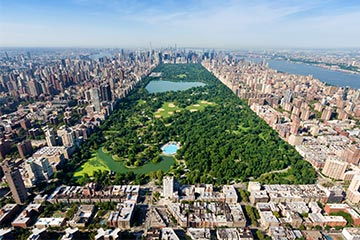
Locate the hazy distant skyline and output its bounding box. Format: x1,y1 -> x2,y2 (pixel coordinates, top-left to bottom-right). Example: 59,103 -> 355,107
1,0 -> 360,49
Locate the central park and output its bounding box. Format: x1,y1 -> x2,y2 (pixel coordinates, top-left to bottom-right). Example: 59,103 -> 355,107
68,64 -> 316,185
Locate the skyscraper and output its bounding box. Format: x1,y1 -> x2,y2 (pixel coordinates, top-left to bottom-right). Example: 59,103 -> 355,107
91,88 -> 101,112
100,84 -> 112,102
163,176 -> 174,198
2,160 -> 27,204
283,89 -> 292,103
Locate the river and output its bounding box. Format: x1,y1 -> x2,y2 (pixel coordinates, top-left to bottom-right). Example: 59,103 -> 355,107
245,58 -> 360,89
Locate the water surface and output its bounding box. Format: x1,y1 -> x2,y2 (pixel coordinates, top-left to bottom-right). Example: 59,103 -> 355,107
146,80 -> 206,93
245,58 -> 360,89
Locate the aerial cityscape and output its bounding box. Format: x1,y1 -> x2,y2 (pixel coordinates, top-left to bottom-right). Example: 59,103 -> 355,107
0,0 -> 360,240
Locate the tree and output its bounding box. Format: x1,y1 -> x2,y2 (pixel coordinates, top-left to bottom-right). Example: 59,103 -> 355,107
256,230 -> 265,240
152,155 -> 161,163
273,211 -> 281,218
71,63 -> 317,185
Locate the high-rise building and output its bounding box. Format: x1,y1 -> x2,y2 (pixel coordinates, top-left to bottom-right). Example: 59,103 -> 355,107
100,84 -> 112,102
163,176 -> 174,199
25,157 -> 53,184
347,174 -> 360,204
290,116 -> 301,135
2,160 -> 27,204
322,158 -> 348,180
0,140 -> 11,159
27,80 -> 42,97
43,127 -> 57,147
19,118 -> 31,130
91,88 -> 101,112
342,87 -> 349,101
283,90 -> 292,103
84,89 -> 92,102
17,140 -> 33,159
321,107 -> 333,121
57,126 -> 75,147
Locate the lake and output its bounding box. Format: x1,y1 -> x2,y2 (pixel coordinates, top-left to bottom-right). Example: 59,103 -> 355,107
245,58 -> 360,89
74,148 -> 176,177
146,80 -> 206,93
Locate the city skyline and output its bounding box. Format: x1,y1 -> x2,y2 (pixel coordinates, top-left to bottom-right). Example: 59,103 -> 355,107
1,0 -> 360,49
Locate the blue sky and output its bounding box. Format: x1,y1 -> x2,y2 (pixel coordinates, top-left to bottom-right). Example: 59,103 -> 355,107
0,0 -> 359,48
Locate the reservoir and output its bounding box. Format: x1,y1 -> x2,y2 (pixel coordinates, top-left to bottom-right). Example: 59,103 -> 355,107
146,80 -> 206,93
246,58 -> 360,89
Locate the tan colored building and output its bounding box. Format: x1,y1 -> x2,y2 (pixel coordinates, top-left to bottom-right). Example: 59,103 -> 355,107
322,158 -> 347,180
347,174 -> 360,204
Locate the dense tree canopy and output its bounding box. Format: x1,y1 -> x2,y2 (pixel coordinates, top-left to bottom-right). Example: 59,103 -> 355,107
77,64 -> 317,185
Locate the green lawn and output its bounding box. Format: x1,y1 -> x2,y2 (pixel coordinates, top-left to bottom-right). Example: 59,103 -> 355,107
185,100 -> 215,112
74,154 -> 110,177
154,102 -> 182,118
176,74 -> 187,78
155,100 -> 215,118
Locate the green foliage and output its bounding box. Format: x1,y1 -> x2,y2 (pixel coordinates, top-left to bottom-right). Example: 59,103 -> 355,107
238,188 -> 250,202
256,230 -> 265,240
40,202 -> 66,218
273,211 -> 281,218
301,212 -> 309,218
330,211 -> 354,226
13,228 -> 31,240
95,201 -> 117,211
66,203 -> 79,219
73,63 -> 316,185
314,225 -> 323,230
244,205 -> 259,226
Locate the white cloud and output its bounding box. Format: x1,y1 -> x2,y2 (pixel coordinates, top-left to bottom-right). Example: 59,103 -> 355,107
1,0 -> 359,48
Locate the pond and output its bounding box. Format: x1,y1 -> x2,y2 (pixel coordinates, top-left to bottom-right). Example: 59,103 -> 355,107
146,80 -> 206,93
74,148 -> 175,177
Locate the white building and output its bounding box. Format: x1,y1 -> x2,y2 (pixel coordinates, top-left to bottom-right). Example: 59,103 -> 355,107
91,88 -> 101,112
163,176 -> 174,199
161,228 -> 179,240
25,157 -> 53,184
57,126 -> 75,147
43,126 -> 57,147
342,228 -> 360,240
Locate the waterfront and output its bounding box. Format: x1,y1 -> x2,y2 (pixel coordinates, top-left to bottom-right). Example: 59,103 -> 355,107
246,58 -> 360,89
74,148 -> 175,177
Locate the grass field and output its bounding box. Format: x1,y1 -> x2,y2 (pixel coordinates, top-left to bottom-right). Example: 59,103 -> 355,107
74,153 -> 110,177
154,102 -> 182,118
154,100 -> 215,118
176,74 -> 187,78
74,148 -> 175,178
